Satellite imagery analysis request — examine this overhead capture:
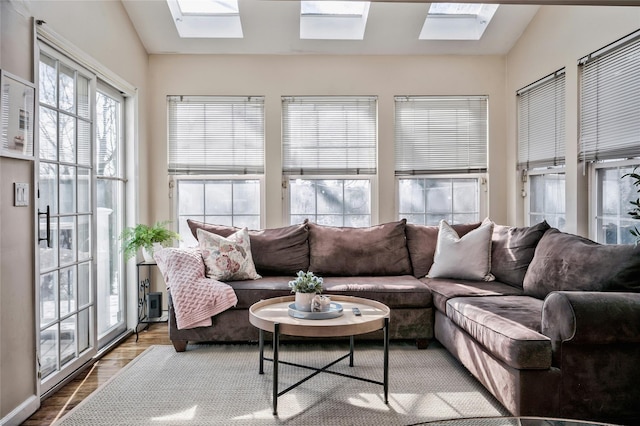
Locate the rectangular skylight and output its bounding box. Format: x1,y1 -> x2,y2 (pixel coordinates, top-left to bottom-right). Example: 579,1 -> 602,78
167,0 -> 243,38
177,0 -> 238,15
420,2 -> 499,41
300,1 -> 370,40
301,1 -> 368,16
429,3 -> 483,16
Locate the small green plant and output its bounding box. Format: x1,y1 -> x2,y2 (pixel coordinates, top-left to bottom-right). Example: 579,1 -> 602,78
119,221 -> 180,260
623,167 -> 640,244
288,271 -> 323,294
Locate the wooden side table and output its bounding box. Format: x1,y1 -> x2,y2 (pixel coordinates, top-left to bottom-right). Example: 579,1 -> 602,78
249,295 -> 390,415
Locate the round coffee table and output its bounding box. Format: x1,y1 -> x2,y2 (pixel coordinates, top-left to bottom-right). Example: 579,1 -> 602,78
249,295 -> 391,415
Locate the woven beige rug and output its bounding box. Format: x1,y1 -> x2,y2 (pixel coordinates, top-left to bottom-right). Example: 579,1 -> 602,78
55,341 -> 508,425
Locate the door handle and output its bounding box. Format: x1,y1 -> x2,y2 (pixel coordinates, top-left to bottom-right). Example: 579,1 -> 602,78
38,205 -> 51,248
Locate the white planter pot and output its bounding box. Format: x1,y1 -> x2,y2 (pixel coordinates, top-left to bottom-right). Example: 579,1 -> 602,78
142,247 -> 155,263
294,292 -> 316,312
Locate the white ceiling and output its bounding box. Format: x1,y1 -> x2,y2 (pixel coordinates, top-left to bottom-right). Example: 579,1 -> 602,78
121,0 -> 542,55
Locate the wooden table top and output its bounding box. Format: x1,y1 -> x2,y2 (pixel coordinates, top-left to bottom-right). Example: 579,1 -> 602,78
249,295 -> 390,338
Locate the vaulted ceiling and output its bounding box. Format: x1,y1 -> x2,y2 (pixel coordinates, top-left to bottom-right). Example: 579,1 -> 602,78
121,1 -> 639,55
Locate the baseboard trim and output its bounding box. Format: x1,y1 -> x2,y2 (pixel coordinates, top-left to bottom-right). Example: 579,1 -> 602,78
0,395 -> 39,426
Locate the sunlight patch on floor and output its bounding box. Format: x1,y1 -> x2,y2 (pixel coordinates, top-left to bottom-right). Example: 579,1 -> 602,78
151,405 -> 197,421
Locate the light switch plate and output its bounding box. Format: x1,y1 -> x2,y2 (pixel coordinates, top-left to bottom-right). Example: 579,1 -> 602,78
14,182 -> 29,207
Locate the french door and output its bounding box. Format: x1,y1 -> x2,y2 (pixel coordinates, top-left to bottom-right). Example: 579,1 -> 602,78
37,45 -> 128,393
37,46 -> 96,393
96,82 -> 126,347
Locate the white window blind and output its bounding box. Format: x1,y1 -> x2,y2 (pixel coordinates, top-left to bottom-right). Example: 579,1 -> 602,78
394,96 -> 488,175
517,70 -> 566,170
167,96 -> 264,174
282,96 -> 377,175
580,31 -> 640,162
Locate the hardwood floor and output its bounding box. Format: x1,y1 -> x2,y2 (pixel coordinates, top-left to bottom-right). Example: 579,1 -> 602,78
23,323 -> 171,425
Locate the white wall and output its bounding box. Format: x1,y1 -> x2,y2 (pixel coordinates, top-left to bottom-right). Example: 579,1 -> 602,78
0,0 -> 148,422
148,54 -> 509,228
505,5 -> 640,234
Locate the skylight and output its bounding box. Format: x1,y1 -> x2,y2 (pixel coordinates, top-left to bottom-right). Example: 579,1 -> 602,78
167,0 -> 243,38
300,1 -> 370,40
301,1 -> 368,16
420,2 -> 499,41
177,0 -> 238,15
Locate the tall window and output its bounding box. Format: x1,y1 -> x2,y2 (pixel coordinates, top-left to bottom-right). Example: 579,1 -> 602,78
282,96 -> 377,227
580,31 -> 640,243
517,69 -> 566,229
167,96 -> 265,245
395,96 -> 488,225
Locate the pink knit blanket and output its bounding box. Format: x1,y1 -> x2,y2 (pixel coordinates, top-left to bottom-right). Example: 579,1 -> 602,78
154,247 -> 238,330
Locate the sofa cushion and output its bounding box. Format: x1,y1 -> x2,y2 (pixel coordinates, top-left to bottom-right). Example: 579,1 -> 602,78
308,220 -> 412,276
427,219 -> 495,281
187,220 -> 309,276
197,228 -> 261,281
523,229 -> 640,299
228,275 -> 431,310
446,296 -> 552,370
405,222 -> 480,278
421,277 -> 524,313
322,276 -> 432,308
491,221 -> 550,288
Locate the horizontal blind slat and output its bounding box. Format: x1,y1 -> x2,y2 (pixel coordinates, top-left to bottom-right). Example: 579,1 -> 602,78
580,36 -> 640,161
282,96 -> 377,174
394,96 -> 488,173
167,96 -> 265,174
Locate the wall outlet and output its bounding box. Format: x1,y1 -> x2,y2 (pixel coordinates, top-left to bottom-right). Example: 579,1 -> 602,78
14,183 -> 29,207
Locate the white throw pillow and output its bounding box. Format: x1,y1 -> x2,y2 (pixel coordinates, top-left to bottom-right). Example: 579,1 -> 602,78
197,227 -> 261,281
427,219 -> 495,281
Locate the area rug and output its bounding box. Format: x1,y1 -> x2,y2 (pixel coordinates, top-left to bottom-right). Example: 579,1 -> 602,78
55,341 -> 508,425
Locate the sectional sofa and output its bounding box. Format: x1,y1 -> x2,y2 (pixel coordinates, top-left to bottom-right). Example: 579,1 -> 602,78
158,218 -> 640,423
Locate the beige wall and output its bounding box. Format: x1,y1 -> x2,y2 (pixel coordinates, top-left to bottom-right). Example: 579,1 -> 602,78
0,0 -> 148,422
148,54 -> 509,227
505,5 -> 640,234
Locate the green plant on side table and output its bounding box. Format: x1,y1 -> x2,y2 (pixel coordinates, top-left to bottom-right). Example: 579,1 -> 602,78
120,221 -> 180,262
289,271 -> 323,312
623,167 -> 640,245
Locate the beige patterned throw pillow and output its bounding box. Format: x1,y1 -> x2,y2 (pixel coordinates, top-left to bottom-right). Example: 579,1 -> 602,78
197,227 -> 261,281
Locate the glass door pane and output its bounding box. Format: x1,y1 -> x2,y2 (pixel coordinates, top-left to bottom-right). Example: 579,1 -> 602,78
38,49 -> 96,393
96,83 -> 126,345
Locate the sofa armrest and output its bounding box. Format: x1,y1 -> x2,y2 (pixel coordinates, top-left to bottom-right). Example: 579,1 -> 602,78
542,291 -> 640,349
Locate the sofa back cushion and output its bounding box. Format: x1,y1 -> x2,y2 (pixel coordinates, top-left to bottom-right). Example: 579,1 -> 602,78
523,228 -> 640,299
405,222 -> 480,278
491,220 -> 550,288
308,220 -> 412,276
187,219 -> 309,276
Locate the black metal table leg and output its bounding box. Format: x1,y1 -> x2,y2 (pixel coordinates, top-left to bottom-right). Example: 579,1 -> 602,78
272,323 -> 279,415
349,335 -> 355,367
259,329 -> 264,375
384,316 -> 389,404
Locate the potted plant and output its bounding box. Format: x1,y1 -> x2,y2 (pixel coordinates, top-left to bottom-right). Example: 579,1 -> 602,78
120,221 -> 180,262
288,271 -> 323,311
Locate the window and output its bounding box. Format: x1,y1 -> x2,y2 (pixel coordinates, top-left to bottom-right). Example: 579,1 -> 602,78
300,1 -> 370,40
167,96 -> 264,243
398,176 -> 480,225
166,0 -> 243,38
517,69 -> 566,228
527,171 -> 566,230
594,162 -> 639,245
395,96 -> 488,225
282,96 -> 377,226
580,31 -> 640,243
420,3 -> 499,41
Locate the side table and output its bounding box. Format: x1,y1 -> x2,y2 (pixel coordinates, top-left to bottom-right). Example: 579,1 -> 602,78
136,261 -> 168,341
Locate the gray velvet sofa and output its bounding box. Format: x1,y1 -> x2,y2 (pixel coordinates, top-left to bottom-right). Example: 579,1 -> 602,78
164,218 -> 640,424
